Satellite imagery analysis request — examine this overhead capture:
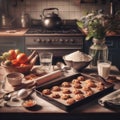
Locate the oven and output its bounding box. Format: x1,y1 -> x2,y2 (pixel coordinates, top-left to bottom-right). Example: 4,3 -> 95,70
25,20 -> 85,64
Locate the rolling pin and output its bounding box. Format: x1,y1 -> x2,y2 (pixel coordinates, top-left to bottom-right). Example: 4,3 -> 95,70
35,70 -> 63,86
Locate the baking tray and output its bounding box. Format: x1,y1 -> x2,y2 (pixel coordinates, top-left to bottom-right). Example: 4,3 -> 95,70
35,73 -> 114,111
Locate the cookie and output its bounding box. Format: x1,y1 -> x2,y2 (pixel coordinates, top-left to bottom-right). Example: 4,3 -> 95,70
75,94 -> 85,101
85,79 -> 93,84
66,98 -> 75,105
73,89 -> 82,94
85,90 -> 94,97
97,84 -> 104,91
42,89 -> 51,95
86,81 -> 96,88
52,86 -> 61,91
62,88 -> 71,94
72,79 -> 80,84
77,76 -> 85,81
73,83 -> 81,88
61,82 -> 71,87
51,93 -> 60,99
61,94 -> 71,100
82,86 -> 91,91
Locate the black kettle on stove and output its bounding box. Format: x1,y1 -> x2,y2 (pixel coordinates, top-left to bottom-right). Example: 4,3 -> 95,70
41,8 -> 62,29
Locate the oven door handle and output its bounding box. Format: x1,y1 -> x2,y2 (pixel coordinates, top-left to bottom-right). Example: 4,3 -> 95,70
27,47 -> 82,50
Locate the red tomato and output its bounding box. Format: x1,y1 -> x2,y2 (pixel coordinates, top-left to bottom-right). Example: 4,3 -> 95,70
17,53 -> 28,64
8,49 -> 17,60
11,59 -> 20,66
20,63 -> 28,67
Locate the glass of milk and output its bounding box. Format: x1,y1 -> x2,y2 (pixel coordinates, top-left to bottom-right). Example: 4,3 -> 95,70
97,60 -> 111,79
39,52 -> 53,71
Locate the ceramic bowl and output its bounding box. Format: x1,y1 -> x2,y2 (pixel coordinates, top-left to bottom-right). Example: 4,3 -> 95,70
5,72 -> 24,86
22,99 -> 37,108
63,55 -> 92,71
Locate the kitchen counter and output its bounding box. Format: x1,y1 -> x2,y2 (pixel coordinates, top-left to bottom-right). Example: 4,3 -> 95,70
81,28 -> 120,37
0,29 -> 28,37
0,66 -> 120,120
0,28 -> 120,37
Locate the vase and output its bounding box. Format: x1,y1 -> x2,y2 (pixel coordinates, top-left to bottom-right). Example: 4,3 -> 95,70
89,38 -> 108,67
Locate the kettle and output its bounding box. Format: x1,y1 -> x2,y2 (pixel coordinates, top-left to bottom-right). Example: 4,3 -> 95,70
41,8 -> 62,29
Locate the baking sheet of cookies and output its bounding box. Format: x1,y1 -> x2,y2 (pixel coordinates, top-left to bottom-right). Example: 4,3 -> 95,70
35,73 -> 114,111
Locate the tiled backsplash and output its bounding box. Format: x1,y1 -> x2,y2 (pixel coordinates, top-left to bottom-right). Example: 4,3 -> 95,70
7,0 -> 111,21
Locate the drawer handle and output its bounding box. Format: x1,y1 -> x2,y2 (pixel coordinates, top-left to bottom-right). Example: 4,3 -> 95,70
0,42 -> 16,47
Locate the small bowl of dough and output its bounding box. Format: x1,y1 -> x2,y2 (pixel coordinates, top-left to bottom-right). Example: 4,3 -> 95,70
63,51 -> 92,71
22,99 -> 37,108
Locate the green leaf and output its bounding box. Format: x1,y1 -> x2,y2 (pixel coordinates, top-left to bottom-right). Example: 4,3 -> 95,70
76,21 -> 84,29
85,35 -> 93,40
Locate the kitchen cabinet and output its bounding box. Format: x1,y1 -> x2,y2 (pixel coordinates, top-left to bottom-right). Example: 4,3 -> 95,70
85,36 -> 120,70
106,36 -> 120,70
0,36 -> 25,55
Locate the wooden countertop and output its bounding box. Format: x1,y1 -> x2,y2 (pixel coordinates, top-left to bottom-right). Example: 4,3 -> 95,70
0,29 -> 28,37
0,66 -> 120,116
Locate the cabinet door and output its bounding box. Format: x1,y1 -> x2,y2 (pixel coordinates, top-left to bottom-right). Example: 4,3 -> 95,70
0,37 -> 25,54
106,36 -> 120,70
108,49 -> 120,69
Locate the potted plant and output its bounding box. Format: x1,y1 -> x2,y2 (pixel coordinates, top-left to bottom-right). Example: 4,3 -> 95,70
77,10 -> 109,67
77,10 -> 108,40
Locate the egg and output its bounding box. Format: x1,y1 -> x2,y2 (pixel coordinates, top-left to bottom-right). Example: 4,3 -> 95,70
17,89 -> 28,99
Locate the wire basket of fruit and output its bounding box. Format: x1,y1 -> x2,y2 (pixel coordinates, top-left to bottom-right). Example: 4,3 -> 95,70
0,50 -> 38,74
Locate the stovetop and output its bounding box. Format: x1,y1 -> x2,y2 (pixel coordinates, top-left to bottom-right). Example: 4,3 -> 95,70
26,26 -> 81,34
25,19 -> 83,35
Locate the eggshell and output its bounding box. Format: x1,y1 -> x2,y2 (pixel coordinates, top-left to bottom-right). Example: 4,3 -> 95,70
17,89 -> 28,99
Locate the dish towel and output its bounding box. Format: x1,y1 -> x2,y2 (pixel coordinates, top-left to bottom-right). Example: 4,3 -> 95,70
98,89 -> 120,109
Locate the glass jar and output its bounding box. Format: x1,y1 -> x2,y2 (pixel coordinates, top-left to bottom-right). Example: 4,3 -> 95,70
20,12 -> 31,28
89,38 -> 108,67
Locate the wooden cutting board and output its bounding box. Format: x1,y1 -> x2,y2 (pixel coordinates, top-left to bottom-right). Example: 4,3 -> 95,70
3,68 -> 63,92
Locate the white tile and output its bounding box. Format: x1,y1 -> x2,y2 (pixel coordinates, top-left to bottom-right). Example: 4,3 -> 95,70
30,11 -> 41,19
8,0 -> 110,20
57,5 -> 69,11
25,0 -> 31,4
60,11 -> 70,19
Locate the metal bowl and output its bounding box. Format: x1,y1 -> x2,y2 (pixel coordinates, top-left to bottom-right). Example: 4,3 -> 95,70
63,55 -> 92,71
